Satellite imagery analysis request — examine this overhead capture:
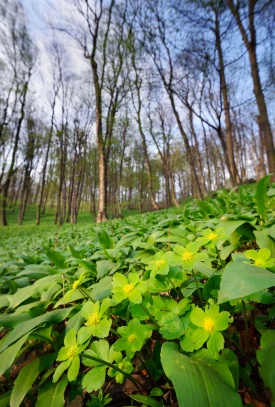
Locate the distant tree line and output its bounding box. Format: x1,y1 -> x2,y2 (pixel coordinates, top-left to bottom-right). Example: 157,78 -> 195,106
0,0 -> 274,225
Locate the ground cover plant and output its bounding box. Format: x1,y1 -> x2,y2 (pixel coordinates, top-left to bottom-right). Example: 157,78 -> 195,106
0,177 -> 275,407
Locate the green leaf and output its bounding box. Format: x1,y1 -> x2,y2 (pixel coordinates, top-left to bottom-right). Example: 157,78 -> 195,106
36,375 -> 68,407
220,245 -> 236,260
0,333 -> 29,376
220,349 -> 240,391
97,260 -> 116,279
218,262 -> 275,304
77,259 -> 97,276
82,366 -> 106,392
254,230 -> 275,258
95,228 -> 115,249
257,331 -> 275,403
0,390 -> 12,407
150,387 -> 164,397
29,326 -> 53,344
161,343 -> 242,407
0,312 -> 34,328
8,275 -> 62,309
130,394 -> 163,407
91,276 -> 112,301
69,244 -> 83,260
0,307 -> 73,353
68,354 -> 80,381
253,175 -> 271,220
10,353 -> 57,407
45,248 -> 66,269
159,312 -> 185,340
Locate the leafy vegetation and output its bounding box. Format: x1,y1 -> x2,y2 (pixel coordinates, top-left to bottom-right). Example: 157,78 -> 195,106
1,178 -> 275,406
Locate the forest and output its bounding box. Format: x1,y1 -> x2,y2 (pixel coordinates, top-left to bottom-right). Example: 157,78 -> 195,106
1,0 -> 275,226
1,2 -> 275,406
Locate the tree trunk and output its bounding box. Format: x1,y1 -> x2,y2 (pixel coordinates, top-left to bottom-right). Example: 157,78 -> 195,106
226,0 -> 275,178
1,78 -> 30,226
214,4 -> 240,186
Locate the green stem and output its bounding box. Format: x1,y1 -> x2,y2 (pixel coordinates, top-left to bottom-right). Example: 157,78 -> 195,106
110,327 -> 120,337
81,353 -> 143,393
140,304 -> 159,326
77,287 -> 94,302
191,269 -> 204,307
168,278 -> 180,298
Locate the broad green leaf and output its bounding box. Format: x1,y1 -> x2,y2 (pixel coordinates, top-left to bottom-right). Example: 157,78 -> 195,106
0,334 -> 29,376
130,394 -> 163,407
68,354 -> 80,381
36,375 -> 68,407
196,200 -> 218,217
217,220 -> 246,237
0,390 -> 11,407
45,248 -> 66,269
257,331 -> 275,404
218,262 -> 275,304
254,230 -> 275,258
95,228 -> 115,249
147,230 -> 165,245
90,276 -> 112,301
29,326 -> 53,344
8,275 -> 62,309
97,260 -> 116,279
54,289 -> 85,308
0,296 -> 10,308
0,312 -> 34,328
253,175 -> 271,220
159,312 -> 185,340
194,261 -> 213,278
69,244 -> 83,260
65,310 -> 85,333
10,353 -> 57,407
82,365 -> 106,392
161,343 -> 242,407
220,349 -> 240,391
0,307 -> 73,353
77,259 -> 96,276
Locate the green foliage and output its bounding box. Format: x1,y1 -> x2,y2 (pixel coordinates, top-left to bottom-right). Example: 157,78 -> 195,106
161,343 -> 242,407
0,178 -> 275,406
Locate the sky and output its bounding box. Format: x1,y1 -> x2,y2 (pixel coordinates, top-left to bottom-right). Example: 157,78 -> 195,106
16,0 -> 275,130
19,0 -> 90,122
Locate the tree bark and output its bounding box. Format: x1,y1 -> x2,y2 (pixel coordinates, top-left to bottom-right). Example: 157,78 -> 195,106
226,0 -> 275,178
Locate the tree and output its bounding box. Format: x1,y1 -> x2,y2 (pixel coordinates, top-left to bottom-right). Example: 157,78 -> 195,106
147,103 -> 180,208
226,0 -> 275,177
58,0 -> 133,221
0,0 -> 36,225
130,40 -> 160,210
136,0 -> 205,199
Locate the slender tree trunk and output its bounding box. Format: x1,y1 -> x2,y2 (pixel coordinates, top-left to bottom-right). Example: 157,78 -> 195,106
132,58 -> 160,211
214,4 -> 241,186
188,108 -> 208,195
168,92 -> 204,199
226,0 -> 275,178
1,78 -> 30,226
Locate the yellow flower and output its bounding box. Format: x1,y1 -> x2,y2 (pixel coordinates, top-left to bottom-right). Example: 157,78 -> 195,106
67,345 -> 78,359
203,318 -> 214,332
128,334 -> 137,343
156,259 -> 166,268
88,312 -> 100,326
124,284 -> 134,294
72,279 -> 81,290
112,273 -> 142,304
207,232 -> 218,241
182,251 -> 193,261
